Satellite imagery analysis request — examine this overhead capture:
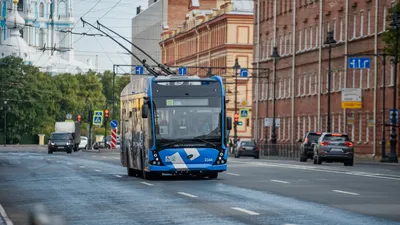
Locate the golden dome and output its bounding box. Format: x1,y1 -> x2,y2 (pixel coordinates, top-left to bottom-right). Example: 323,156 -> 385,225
12,0 -> 18,5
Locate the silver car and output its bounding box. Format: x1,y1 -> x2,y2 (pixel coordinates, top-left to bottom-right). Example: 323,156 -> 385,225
313,132 -> 354,166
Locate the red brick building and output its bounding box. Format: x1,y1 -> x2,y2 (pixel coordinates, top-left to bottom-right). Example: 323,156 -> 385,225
252,0 -> 399,156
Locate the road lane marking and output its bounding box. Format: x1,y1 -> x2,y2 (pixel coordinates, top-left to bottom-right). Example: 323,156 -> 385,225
229,160 -> 400,181
102,156 -> 107,159
67,162 -> 72,165
114,175 -> 122,178
140,182 -> 154,186
95,170 -> 101,172
271,179 -> 290,184
114,157 -> 119,160
226,172 -> 240,176
79,166 -> 85,168
332,190 -> 360,196
231,207 -> 260,216
0,204 -> 14,225
56,161 -> 61,163
177,192 -> 198,198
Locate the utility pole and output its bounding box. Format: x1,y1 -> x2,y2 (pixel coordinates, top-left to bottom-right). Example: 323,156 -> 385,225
87,101 -> 93,150
233,59 -> 241,151
381,54 -> 388,162
324,31 -> 337,133
112,65 -> 116,120
389,13 -> 399,163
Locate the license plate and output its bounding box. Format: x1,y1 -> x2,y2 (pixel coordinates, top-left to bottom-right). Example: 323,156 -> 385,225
331,148 -> 343,152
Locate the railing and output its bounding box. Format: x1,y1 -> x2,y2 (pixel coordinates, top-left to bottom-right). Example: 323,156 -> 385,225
258,143 -> 301,159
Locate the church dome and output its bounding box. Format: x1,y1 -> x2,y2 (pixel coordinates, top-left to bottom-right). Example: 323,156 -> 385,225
5,0 -> 25,30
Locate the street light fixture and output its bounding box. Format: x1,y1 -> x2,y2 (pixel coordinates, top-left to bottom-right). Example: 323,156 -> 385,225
324,31 -> 337,133
233,59 -> 241,149
388,13 -> 400,163
270,46 -> 280,144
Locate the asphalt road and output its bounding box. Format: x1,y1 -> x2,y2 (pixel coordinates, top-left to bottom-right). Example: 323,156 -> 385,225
1,148 -> 400,225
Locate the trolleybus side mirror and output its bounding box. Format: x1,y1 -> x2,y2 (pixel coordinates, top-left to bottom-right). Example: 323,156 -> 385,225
141,104 -> 149,118
227,117 -> 232,130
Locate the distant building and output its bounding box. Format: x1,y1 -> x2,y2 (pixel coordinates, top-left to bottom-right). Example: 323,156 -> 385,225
160,0 -> 254,140
131,0 -> 218,71
0,0 -> 95,74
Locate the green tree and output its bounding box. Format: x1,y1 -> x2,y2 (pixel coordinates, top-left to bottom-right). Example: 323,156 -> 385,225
383,3 -> 400,55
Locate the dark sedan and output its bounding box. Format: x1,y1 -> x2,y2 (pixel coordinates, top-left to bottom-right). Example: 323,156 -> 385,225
298,132 -> 322,162
234,140 -> 260,159
313,132 -> 354,166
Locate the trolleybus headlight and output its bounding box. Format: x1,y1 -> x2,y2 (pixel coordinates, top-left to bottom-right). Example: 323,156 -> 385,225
156,158 -> 159,161
153,153 -> 158,158
153,161 -> 156,165
219,157 -> 222,160
157,161 -> 160,165
220,152 -> 223,156
221,160 -> 225,164
217,161 -> 220,164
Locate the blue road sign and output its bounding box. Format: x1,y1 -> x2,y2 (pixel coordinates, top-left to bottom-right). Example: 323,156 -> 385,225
389,108 -> 399,124
240,109 -> 249,118
240,68 -> 248,77
93,110 -> 103,126
110,120 -> 118,129
135,66 -> 144,75
348,57 -> 371,69
178,67 -> 187,75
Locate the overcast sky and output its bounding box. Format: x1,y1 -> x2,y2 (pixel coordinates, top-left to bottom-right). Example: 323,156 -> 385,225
73,0 -> 148,73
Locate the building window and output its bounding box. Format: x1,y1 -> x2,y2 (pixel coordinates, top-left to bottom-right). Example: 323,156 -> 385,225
390,64 -> 394,86
284,34 -> 287,55
315,25 -> 319,47
360,70 -> 363,89
288,77 -> 291,97
309,26 -> 313,48
17,0 -> 23,11
279,35 -> 283,55
308,115 -> 311,131
352,70 -> 356,88
314,115 -> 317,131
339,17 -> 343,41
332,72 -> 336,92
265,38 -> 269,59
39,2 -> 45,17
283,117 -> 286,140
308,74 -> 312,94
288,32 -> 292,54
353,13 -> 357,39
314,73 -> 318,94
279,79 -> 282,98
365,113 -> 370,143
383,7 -> 387,32
367,69 -> 370,88
304,27 -> 308,50
333,19 -> 337,40
303,116 -> 306,135
358,113 -> 363,143
338,114 -> 341,133
303,74 -> 306,95
39,29 -> 45,48
298,29 -> 302,52
360,11 -> 364,37
298,75 -> 301,96
338,71 -> 342,91
332,114 -> 335,133
367,9 -> 371,35
283,78 -> 287,98
297,116 -> 300,139
351,113 -> 355,141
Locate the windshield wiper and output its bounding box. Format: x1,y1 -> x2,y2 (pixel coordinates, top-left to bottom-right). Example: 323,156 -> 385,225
159,138 -> 185,147
192,138 -> 217,148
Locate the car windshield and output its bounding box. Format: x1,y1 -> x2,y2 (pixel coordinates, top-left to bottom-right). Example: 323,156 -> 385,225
153,97 -> 222,141
323,135 -> 350,142
241,141 -> 256,146
51,133 -> 71,140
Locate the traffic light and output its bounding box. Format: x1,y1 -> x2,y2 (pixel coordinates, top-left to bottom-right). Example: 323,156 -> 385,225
234,113 -> 239,123
77,114 -> 81,123
104,109 -> 109,121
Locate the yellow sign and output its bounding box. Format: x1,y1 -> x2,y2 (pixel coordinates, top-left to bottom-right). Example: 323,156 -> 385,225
240,100 -> 247,107
341,102 -> 362,109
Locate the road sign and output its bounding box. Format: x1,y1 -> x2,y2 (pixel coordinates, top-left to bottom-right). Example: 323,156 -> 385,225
93,110 -> 104,126
263,118 -> 281,127
110,120 -> 118,129
240,68 -> 248,77
348,57 -> 371,69
240,100 -> 248,107
341,88 -> 362,109
135,66 -> 144,75
389,109 -> 399,124
66,114 -> 72,120
240,109 -> 249,118
178,67 -> 187,75
237,121 -> 243,126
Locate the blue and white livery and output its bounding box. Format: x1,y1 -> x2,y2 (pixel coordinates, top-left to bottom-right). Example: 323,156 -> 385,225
120,75 -> 232,179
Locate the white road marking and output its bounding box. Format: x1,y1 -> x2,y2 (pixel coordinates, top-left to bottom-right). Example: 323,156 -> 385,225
95,170 -> 101,172
91,155 -> 96,158
114,175 -> 122,178
229,160 -> 400,181
67,162 -> 72,165
177,192 -> 198,198
271,179 -> 290,184
0,204 -> 14,225
56,161 -> 61,163
102,156 -> 107,159
231,207 -> 260,216
114,157 -> 119,160
332,190 -> 360,196
79,166 -> 85,168
140,182 -> 154,186
226,172 -> 240,176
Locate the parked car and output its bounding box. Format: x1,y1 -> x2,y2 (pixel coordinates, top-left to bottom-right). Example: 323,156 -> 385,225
234,140 -> 260,159
313,132 -> 354,166
298,132 -> 322,162
79,136 -> 88,150
93,135 -> 120,149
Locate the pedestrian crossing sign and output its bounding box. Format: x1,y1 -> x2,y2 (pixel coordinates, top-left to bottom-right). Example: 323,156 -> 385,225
240,109 -> 249,118
93,110 -> 104,126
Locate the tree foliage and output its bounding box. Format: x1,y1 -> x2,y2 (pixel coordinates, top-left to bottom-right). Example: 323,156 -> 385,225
383,3 -> 400,56
0,56 -> 131,144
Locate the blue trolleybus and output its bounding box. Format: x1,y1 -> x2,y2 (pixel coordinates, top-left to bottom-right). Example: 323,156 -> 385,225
120,75 -> 232,179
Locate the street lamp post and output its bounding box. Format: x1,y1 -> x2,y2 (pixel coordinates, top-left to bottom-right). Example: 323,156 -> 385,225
324,31 -> 337,133
270,46 -> 280,144
233,59 -> 241,149
381,54 -> 389,162
388,13 -> 400,163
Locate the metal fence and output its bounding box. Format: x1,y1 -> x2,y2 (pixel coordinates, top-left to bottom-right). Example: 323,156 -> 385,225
258,143 -> 301,159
